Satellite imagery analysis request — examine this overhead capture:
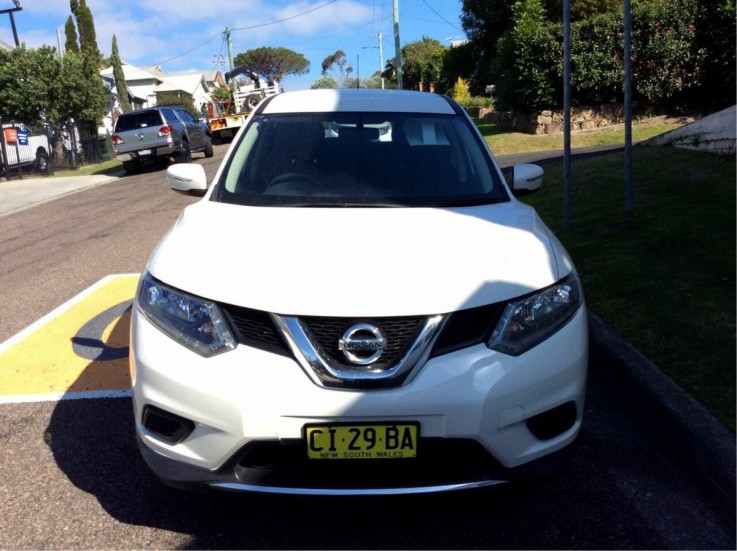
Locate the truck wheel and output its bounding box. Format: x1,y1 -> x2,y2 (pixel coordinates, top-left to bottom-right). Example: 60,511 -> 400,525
245,93 -> 262,110
35,149 -> 50,175
122,160 -> 139,174
204,136 -> 214,158
177,141 -> 192,164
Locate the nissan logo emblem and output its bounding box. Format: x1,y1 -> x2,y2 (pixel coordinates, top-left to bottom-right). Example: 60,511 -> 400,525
338,323 -> 386,365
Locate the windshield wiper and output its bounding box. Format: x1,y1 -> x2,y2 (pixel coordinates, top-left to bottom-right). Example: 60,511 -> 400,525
275,202 -> 405,208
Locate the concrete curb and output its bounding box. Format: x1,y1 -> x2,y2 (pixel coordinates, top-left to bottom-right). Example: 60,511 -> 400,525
588,311 -> 736,510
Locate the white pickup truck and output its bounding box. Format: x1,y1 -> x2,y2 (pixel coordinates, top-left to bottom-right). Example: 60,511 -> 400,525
0,123 -> 52,178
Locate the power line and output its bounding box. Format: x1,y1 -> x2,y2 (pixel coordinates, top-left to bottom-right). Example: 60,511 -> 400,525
421,0 -> 463,32
139,0 -> 337,71
231,0 -> 338,32
141,32 -> 221,70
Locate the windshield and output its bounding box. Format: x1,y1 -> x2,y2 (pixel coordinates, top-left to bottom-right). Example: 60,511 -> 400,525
212,112 -> 509,207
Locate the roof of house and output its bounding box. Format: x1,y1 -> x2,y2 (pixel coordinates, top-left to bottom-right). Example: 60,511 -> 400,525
100,62 -> 165,84
155,72 -> 209,95
100,62 -> 211,96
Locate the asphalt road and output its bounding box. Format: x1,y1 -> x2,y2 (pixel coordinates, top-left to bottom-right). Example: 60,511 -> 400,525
0,144 -> 734,549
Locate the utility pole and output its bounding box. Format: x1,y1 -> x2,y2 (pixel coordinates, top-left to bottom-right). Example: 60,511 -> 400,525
392,0 -> 403,89
56,28 -> 63,65
563,0 -> 571,231
369,33 -> 384,90
226,27 -> 237,95
0,2 -> 22,46
624,0 -> 634,217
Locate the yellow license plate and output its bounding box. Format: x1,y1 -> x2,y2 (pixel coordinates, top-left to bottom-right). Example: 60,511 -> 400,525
305,423 -> 418,460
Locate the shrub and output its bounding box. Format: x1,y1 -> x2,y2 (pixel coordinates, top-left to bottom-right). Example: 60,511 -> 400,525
451,77 -> 471,102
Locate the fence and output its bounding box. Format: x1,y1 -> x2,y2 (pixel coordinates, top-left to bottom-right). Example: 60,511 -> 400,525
0,118 -> 54,180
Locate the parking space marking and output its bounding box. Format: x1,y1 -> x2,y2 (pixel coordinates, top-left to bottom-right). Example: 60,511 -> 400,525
0,274 -> 139,404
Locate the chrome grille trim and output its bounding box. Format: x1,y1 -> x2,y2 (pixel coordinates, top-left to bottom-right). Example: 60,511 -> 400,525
271,314 -> 446,388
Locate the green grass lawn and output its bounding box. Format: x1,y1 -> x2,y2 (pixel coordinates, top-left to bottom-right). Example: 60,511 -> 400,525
53,158 -> 123,178
478,116 -> 686,155
516,145 -> 735,431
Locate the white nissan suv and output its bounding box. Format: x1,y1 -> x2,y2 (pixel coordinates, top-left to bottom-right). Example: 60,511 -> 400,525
130,88 -> 588,495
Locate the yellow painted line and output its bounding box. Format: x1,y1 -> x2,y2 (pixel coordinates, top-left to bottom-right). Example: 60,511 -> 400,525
0,274 -> 140,403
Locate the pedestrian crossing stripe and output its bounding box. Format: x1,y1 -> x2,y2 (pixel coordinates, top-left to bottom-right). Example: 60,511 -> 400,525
0,274 -> 140,404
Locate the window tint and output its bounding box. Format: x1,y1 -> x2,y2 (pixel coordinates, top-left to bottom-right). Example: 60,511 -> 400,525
176,109 -> 195,123
114,110 -> 163,132
159,107 -> 177,122
214,112 -> 508,207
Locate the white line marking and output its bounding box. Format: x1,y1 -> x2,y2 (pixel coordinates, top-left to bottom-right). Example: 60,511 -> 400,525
0,273 -> 140,353
0,274 -> 140,404
0,389 -> 132,404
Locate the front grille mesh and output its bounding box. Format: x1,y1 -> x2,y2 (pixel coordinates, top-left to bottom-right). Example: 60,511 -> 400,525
220,304 -> 289,354
218,302 -> 504,367
300,316 -> 423,368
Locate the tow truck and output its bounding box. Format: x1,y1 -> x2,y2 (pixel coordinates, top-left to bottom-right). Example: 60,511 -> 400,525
208,68 -> 280,144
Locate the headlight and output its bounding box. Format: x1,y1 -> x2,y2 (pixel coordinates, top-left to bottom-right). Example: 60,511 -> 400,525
488,272 -> 584,356
136,272 -> 236,357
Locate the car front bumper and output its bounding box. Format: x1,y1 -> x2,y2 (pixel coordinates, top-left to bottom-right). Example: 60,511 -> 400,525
130,306 -> 588,495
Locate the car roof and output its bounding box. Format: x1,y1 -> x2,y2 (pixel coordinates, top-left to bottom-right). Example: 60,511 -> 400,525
260,89 -> 458,115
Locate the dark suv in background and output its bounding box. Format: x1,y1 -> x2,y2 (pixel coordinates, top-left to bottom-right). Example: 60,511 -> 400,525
112,106 -> 213,173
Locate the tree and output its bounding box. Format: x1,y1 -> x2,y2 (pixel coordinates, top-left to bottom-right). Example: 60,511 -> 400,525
438,41 -> 475,95
233,47 -> 309,85
460,0 -> 515,93
320,50 -> 353,87
110,34 -> 130,113
401,37 -> 447,92
64,16 -> 79,54
542,0 -> 620,21
0,45 -> 58,126
493,0 -> 560,112
156,92 -> 198,118
75,0 -> 100,56
630,0 -> 704,107
451,77 -> 471,102
311,75 -> 339,89
689,0 -> 735,109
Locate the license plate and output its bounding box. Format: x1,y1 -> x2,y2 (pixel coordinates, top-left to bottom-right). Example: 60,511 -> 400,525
138,149 -> 151,155
305,422 -> 418,460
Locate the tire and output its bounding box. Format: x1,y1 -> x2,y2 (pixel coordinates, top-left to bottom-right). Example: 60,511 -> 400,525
34,149 -> 50,175
203,136 -> 214,158
122,160 -> 139,174
177,141 -> 192,163
245,93 -> 262,110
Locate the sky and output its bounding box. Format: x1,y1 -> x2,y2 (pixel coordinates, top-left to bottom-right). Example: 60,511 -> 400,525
0,0 -> 468,91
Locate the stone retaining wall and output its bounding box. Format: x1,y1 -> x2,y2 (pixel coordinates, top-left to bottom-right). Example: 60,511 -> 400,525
482,104 -> 627,135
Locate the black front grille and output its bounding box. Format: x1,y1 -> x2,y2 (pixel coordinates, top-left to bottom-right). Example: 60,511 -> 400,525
229,438 -> 506,490
220,304 -> 290,355
431,303 -> 505,357
218,301 -> 505,367
300,316 -> 424,368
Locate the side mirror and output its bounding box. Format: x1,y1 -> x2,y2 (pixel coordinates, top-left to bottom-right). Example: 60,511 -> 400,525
511,163 -> 543,197
167,163 -> 208,197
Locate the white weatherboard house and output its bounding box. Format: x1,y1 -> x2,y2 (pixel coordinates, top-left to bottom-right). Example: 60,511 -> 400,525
99,62 -> 223,135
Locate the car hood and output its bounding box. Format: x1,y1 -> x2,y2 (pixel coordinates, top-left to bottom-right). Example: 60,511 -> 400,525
145,200 -> 574,317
